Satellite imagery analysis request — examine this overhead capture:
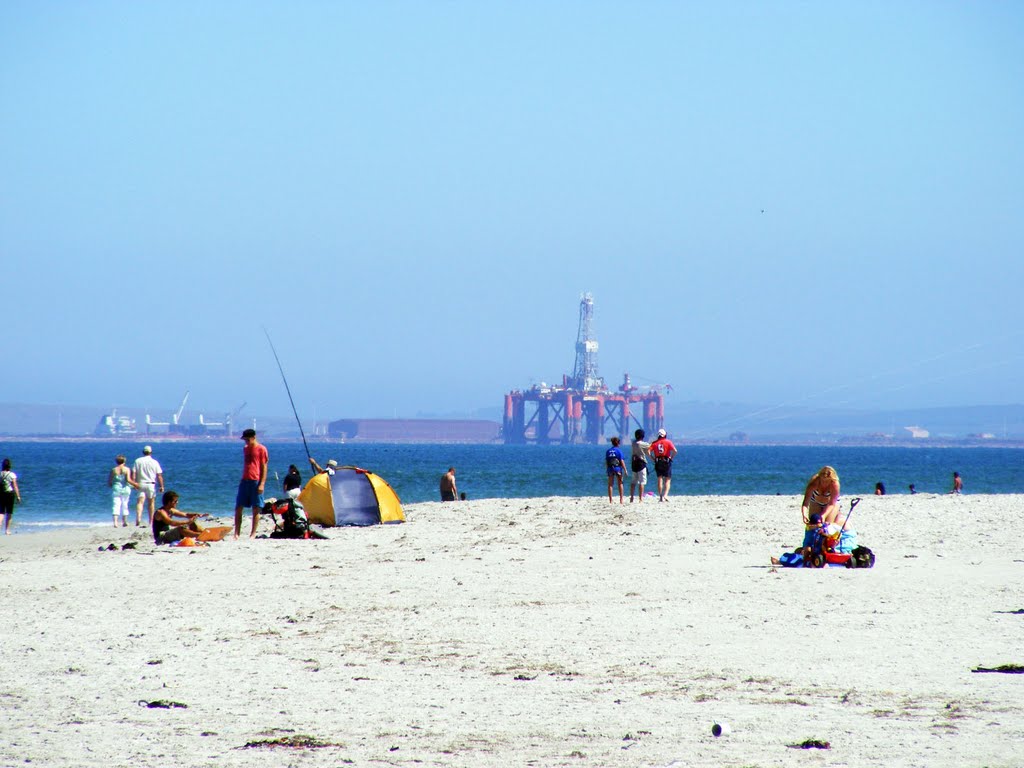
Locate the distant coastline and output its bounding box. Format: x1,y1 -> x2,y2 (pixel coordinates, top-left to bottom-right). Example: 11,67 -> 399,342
2,435 -> 1024,448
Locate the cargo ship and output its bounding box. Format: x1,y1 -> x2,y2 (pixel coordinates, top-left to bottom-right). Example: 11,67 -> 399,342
93,409 -> 138,436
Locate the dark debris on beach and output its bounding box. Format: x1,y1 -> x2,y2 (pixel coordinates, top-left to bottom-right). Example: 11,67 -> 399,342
972,664 -> 1024,674
788,739 -> 831,749
241,734 -> 341,750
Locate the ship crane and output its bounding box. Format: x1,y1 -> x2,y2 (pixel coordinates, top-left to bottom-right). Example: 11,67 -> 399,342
199,402 -> 246,436
172,391 -> 190,426
145,391 -> 190,434
619,373 -> 672,396
503,294 -> 669,445
226,402 -> 246,435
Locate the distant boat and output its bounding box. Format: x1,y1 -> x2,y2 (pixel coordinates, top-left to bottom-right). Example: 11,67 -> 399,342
94,409 -> 137,436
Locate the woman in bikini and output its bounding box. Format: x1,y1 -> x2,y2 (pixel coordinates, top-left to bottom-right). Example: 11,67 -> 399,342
801,466 -> 841,526
802,465 -> 857,551
771,466 -> 855,565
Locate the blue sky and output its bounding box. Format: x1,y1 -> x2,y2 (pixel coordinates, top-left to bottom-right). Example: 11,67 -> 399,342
2,1 -> 1022,422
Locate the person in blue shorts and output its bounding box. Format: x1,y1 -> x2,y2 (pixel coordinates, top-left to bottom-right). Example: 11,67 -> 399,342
234,428 -> 269,539
605,436 -> 626,504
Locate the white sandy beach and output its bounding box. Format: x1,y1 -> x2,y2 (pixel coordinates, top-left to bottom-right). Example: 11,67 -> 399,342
0,493 -> 1020,767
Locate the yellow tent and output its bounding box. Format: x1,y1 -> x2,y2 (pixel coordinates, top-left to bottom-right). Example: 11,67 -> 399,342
298,466 -> 404,526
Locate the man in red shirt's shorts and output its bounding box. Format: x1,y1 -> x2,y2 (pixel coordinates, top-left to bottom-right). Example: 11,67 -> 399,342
234,428 -> 269,539
648,429 -> 678,501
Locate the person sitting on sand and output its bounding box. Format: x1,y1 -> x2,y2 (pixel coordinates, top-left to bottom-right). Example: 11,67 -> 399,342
772,508 -> 858,566
772,512 -> 825,566
152,491 -> 205,545
874,481 -> 886,496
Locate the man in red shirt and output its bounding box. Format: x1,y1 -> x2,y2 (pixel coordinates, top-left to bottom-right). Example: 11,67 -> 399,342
649,428 -> 678,501
234,428 -> 269,539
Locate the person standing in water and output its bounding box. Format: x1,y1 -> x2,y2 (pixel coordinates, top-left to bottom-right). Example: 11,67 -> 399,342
951,472 -> 963,494
0,458 -> 22,535
440,467 -> 458,502
108,455 -> 137,527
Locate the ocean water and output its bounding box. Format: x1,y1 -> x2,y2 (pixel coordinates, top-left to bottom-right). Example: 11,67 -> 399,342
1,440 -> 1021,531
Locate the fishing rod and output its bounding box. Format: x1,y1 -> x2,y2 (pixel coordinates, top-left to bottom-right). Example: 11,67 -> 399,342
263,327 -> 312,462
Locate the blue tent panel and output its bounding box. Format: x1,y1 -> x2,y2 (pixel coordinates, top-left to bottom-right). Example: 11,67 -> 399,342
329,470 -> 383,526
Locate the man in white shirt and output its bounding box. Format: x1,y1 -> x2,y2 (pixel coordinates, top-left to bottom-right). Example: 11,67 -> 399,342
132,446 -> 164,526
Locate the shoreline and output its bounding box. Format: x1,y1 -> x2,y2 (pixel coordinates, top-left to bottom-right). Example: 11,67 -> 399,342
1,493 -> 1021,766
1,489 -> 976,536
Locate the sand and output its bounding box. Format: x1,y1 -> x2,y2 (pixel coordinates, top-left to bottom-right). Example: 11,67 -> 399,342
0,493 -> 1021,767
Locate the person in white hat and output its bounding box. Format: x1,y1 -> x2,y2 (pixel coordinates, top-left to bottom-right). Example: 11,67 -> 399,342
308,457 -> 338,476
132,445 -> 164,526
648,428 -> 678,501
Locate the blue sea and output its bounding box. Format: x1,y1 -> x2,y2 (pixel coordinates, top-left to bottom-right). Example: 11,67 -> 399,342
2,440 -> 1021,531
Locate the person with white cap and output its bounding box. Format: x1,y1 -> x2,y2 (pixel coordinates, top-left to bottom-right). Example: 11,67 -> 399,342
648,428 -> 678,501
308,457 -> 338,476
132,445 -> 164,526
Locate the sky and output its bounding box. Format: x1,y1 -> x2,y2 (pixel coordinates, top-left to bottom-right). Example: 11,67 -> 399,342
2,1 -> 1022,424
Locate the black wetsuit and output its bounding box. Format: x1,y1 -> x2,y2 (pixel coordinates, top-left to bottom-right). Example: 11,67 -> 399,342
152,514 -> 170,544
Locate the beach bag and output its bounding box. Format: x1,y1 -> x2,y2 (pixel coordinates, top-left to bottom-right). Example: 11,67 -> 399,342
848,546 -> 876,569
777,551 -> 805,567
268,498 -> 309,539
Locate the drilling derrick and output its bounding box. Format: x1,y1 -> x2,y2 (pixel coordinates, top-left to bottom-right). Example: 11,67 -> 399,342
570,294 -> 603,392
503,294 -> 668,445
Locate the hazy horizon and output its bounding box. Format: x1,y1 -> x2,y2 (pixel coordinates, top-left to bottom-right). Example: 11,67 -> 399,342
3,3 -> 1022,422
3,398 -> 1024,441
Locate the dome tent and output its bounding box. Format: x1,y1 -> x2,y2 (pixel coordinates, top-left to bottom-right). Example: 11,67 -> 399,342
298,466 -> 404,527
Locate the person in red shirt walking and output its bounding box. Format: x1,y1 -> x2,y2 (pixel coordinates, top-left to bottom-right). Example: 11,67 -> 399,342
649,428 -> 678,501
234,428 -> 269,539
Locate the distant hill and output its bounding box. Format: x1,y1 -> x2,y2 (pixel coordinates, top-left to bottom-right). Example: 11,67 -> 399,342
2,400 -> 1023,441
664,400 -> 1024,440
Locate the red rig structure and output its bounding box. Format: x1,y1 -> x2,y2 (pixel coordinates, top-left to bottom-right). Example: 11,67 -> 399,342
503,294 -> 670,445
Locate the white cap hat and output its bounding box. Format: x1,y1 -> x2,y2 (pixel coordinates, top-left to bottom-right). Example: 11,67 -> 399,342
657,429 -> 666,438
143,445 -> 153,454
326,459 -> 338,469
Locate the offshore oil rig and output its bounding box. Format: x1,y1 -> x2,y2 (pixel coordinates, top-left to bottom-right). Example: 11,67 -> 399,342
503,294 -> 670,444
